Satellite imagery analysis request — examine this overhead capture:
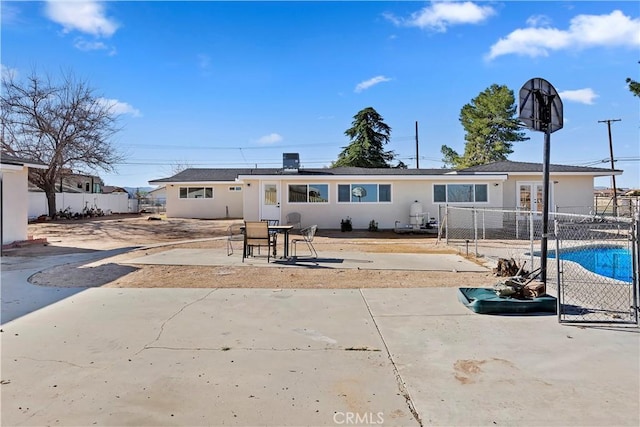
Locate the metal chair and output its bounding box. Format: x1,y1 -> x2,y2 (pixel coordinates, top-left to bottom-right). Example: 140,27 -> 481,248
291,225 -> 318,259
243,221 -> 272,262
261,219 -> 280,256
226,221 -> 245,256
285,212 -> 302,230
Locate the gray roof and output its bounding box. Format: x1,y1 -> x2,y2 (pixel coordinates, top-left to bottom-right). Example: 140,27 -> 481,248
149,160 -> 619,184
1,153 -> 47,168
149,167 -> 451,183
456,160 -> 621,174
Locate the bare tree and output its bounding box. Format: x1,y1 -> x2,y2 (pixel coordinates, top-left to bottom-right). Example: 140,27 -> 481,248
1,69 -> 123,217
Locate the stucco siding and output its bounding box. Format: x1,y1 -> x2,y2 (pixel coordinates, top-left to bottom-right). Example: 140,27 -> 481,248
277,178 -> 504,230
2,168 -> 28,244
551,175 -> 594,214
504,174 -> 594,214
165,184 -> 243,219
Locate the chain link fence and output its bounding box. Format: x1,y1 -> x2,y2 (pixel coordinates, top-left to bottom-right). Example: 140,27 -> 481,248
553,216 -> 638,324
438,205 -> 639,325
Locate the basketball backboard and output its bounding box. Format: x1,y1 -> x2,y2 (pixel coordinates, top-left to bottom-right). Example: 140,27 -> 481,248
519,78 -> 563,133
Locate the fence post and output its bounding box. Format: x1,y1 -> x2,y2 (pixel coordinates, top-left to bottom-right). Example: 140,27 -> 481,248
633,210 -> 640,324
555,218 -> 561,322
445,205 -> 449,245
482,209 -> 486,240
529,210 -> 534,270
516,207 -> 520,239
473,207 -> 478,257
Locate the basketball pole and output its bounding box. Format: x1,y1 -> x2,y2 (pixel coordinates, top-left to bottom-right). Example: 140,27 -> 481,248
541,126 -> 551,289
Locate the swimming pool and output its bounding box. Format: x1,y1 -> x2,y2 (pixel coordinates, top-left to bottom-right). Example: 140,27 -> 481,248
548,245 -> 633,283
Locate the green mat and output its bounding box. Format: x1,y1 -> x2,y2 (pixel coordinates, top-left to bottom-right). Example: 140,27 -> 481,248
457,287 -> 557,315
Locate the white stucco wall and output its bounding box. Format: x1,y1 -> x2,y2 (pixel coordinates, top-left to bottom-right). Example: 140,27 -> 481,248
503,174 -> 594,214
161,172 -> 596,228
165,183 -> 243,219
242,177 -> 505,230
1,167 -> 29,244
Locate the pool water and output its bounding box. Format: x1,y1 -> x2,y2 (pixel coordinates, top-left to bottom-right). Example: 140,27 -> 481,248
548,246 -> 632,283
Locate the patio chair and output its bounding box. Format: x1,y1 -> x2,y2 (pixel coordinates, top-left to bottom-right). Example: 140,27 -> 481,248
243,220 -> 272,262
285,212 -> 302,230
291,225 -> 318,259
226,221 -> 245,256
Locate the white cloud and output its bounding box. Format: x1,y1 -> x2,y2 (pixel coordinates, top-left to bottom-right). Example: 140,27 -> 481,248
526,14 -> 552,27
257,133 -> 283,144
354,75 -> 392,93
45,1 -> 118,37
385,1 -> 495,32
98,98 -> 141,117
73,38 -> 116,55
559,88 -> 598,105
487,10 -> 640,60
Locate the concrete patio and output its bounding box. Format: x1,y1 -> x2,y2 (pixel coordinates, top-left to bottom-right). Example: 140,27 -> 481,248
1,249 -> 639,426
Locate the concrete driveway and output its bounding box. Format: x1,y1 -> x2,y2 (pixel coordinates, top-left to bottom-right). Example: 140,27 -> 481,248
1,251 -> 639,426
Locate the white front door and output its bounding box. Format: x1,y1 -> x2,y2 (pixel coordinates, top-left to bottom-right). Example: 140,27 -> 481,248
261,181 -> 281,221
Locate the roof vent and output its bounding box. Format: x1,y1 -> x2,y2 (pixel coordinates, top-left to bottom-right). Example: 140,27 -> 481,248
283,153 -> 299,173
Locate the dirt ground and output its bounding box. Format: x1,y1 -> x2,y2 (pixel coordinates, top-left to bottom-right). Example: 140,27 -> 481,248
4,214 -> 495,289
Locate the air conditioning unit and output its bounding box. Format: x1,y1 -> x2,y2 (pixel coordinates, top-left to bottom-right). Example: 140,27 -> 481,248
283,153 -> 299,173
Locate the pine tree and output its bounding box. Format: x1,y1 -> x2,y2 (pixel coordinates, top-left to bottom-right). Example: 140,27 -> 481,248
333,107 -> 396,168
441,84 -> 528,169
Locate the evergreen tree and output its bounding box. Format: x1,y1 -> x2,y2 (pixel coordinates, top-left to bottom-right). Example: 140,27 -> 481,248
333,107 -> 396,168
441,84 -> 528,169
626,77 -> 640,97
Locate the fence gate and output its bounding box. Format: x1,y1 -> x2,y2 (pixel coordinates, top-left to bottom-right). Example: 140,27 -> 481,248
554,217 -> 639,325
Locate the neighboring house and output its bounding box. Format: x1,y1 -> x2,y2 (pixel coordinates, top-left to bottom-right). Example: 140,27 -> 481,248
28,170 -> 104,194
1,153 -> 47,245
149,155 -> 622,230
102,185 -> 129,195
147,185 -> 167,203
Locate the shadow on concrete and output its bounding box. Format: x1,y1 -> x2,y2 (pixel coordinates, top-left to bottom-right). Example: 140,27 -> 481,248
1,247 -> 138,325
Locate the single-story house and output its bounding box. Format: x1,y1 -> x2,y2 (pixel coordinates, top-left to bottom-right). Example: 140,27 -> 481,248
146,185 -> 167,203
28,170 -> 104,194
102,185 -> 129,195
1,153 -> 47,245
148,155 -> 622,230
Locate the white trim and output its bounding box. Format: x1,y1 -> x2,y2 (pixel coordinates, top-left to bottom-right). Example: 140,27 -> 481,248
237,174 -> 508,181
0,161 -> 47,170
154,181 -> 235,186
461,171 -> 621,177
286,183 -> 330,204
433,183 -> 490,204
0,164 -> 24,172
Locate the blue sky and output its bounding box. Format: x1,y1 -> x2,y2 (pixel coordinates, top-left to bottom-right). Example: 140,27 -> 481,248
2,1 -> 639,189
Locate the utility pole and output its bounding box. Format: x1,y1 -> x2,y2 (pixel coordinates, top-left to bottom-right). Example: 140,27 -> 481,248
415,121 -> 419,169
598,119 -> 621,216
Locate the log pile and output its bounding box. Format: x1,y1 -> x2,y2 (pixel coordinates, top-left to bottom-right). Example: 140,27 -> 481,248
494,278 -> 545,299
493,257 -> 528,277
492,258 -> 545,299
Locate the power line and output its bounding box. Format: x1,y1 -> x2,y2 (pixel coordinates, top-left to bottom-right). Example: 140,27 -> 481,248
121,136 -> 417,151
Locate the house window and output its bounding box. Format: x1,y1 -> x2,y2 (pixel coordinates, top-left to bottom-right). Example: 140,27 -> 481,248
433,184 -> 488,203
179,187 -> 214,199
228,186 -> 242,192
337,184 -> 391,203
288,184 -> 329,203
